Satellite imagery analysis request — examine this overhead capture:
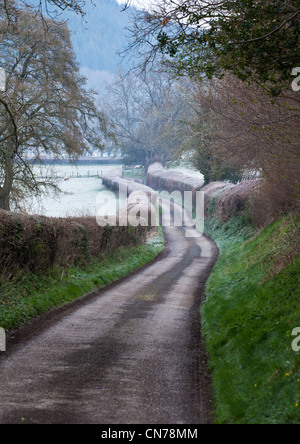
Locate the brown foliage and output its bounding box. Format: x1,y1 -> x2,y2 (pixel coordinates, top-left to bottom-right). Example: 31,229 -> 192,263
200,182 -> 233,216
192,76 -> 300,223
215,180 -> 263,222
0,3 -> 109,210
0,211 -> 147,277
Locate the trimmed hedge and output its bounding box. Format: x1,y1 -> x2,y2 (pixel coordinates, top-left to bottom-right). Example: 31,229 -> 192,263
0,210 -> 147,276
147,163 -> 204,196
102,167 -> 154,197
147,163 -> 263,224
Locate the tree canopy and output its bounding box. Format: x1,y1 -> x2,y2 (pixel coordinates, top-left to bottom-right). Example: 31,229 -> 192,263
3,0 -> 90,16
127,0 -> 300,96
0,1 -> 110,210
102,69 -> 191,168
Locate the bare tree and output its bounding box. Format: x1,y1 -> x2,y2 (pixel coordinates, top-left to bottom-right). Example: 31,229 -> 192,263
0,0 -> 94,45
102,68 -> 190,168
3,0 -> 90,17
0,3 -> 110,210
185,75 -> 300,217
124,0 -> 300,96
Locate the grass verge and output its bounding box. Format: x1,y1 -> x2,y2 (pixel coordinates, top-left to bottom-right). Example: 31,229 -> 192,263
0,227 -> 164,331
202,213 -> 300,424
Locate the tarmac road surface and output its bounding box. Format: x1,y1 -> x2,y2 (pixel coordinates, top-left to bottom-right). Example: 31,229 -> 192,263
0,200 -> 218,424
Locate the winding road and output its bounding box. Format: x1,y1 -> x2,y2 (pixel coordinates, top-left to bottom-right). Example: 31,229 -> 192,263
0,201 -> 218,424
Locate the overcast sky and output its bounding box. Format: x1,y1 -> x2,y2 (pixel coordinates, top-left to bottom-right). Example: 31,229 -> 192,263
115,0 -> 154,10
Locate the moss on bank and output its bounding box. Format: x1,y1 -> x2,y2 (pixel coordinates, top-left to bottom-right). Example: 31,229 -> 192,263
0,227 -> 164,331
202,214 -> 300,424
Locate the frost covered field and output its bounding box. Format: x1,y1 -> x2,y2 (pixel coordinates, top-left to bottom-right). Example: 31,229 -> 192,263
24,164 -> 123,218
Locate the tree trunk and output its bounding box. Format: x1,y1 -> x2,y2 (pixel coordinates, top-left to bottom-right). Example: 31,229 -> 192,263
0,145 -> 14,211
0,192 -> 11,211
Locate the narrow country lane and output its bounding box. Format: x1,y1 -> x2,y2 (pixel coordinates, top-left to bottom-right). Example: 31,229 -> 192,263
0,201 -> 218,424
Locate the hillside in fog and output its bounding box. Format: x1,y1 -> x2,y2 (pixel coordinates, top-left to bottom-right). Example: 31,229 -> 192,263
66,0 -> 133,90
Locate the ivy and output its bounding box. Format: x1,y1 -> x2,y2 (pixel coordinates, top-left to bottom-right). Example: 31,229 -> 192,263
150,0 -> 300,95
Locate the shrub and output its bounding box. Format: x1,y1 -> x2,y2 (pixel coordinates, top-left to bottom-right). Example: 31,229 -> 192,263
0,211 -> 147,277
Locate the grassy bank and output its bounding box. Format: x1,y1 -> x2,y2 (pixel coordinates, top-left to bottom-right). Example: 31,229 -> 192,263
202,213 -> 300,424
0,227 -> 164,331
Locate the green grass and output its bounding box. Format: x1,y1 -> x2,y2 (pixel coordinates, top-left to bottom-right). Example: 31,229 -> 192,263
202,214 -> 300,424
0,227 -> 164,331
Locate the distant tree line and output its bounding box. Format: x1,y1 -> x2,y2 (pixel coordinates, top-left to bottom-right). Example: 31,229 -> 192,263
102,68 -> 193,169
